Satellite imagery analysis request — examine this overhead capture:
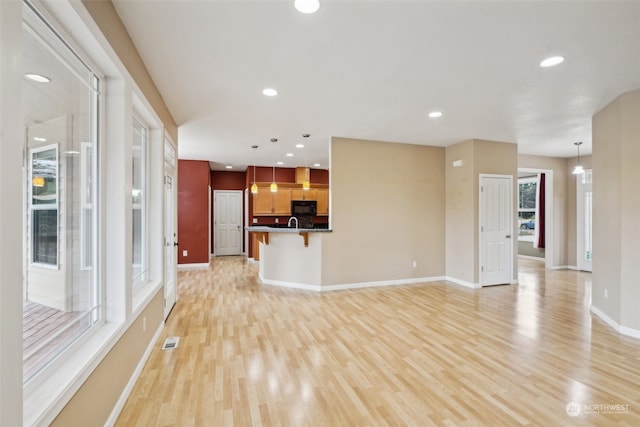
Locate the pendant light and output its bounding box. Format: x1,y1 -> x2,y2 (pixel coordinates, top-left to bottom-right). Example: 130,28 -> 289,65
572,142 -> 585,175
302,133 -> 311,190
250,145 -> 258,194
270,138 -> 278,193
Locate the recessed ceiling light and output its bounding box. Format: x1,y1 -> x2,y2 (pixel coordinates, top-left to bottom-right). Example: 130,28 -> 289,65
277,161 -> 284,165
313,163 -> 321,167
540,56 -> 565,67
33,137 -> 47,142
286,153 -> 294,157
25,73 -> 51,83
262,88 -> 278,97
428,111 -> 443,118
296,144 -> 304,148
294,0 -> 320,14
225,164 -> 233,169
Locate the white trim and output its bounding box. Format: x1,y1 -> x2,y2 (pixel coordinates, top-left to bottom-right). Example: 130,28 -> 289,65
445,276 -> 481,289
247,257 -> 258,264
567,265 -> 580,271
105,321 -> 164,427
590,306 -> 640,340
177,262 -> 210,270
518,167 -> 554,270
548,265 -> 571,271
259,275 -> 447,292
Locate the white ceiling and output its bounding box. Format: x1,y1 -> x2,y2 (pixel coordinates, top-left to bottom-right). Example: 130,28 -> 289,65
112,0 -> 640,171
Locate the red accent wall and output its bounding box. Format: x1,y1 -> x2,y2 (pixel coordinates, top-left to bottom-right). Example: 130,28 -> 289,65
210,171 -> 246,253
177,160 -> 211,264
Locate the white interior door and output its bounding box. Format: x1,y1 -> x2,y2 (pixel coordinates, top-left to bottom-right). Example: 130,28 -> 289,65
214,190 -> 242,256
163,141 -> 177,320
577,170 -> 593,272
480,175 -> 513,286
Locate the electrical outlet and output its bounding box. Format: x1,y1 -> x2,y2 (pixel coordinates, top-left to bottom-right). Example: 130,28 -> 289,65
413,260 -> 417,268
604,288 -> 608,299
252,218 -> 258,223
275,218 -> 279,223
182,249 -> 188,257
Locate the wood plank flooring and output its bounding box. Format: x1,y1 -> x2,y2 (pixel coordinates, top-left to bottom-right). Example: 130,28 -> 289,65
115,257 -> 640,426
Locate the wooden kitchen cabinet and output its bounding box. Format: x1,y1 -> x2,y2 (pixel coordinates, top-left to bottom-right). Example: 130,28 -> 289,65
252,187 -> 291,215
316,188 -> 329,215
291,188 -> 317,201
253,187 -> 274,215
273,188 -> 291,215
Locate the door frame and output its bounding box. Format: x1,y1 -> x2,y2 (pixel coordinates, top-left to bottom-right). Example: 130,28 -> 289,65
576,169 -> 593,272
213,189 -> 243,256
479,174 -> 514,286
518,167 -> 554,270
163,137 -> 178,320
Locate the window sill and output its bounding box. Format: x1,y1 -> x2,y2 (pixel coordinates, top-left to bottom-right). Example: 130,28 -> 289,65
133,279 -> 162,314
24,320 -> 123,426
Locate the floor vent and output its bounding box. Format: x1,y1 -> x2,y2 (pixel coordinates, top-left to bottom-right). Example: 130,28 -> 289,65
161,336 -> 180,350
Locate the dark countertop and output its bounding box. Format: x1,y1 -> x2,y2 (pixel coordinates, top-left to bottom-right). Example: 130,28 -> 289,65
246,226 -> 332,233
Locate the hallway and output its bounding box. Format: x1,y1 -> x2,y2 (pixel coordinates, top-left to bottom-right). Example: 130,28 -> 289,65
115,257 -> 640,426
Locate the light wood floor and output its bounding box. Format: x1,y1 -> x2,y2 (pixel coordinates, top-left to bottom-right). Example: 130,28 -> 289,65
116,257 -> 640,426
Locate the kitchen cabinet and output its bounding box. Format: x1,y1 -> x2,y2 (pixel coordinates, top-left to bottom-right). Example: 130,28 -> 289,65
252,184 -> 328,216
252,187 -> 291,215
291,188 -> 316,201
316,188 -> 329,215
273,188 -> 291,215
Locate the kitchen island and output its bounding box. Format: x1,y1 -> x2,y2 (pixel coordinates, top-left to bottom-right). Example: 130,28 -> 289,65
246,226 -> 332,290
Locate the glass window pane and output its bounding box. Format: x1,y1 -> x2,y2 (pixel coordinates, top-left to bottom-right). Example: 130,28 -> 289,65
132,117 -> 147,290
22,2 -> 100,382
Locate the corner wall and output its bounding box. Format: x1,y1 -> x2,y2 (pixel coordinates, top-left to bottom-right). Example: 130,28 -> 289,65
321,137 -> 446,286
445,139 -> 517,285
178,160 -> 211,264
592,88 -> 640,333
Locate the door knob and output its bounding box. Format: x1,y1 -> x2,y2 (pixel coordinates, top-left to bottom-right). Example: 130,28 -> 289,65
505,235 -> 511,239
173,242 -> 179,246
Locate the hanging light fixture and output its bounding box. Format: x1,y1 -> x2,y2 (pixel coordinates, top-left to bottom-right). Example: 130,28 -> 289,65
302,133 -> 311,190
572,142 -> 585,175
270,138 -> 278,193
250,145 -> 258,194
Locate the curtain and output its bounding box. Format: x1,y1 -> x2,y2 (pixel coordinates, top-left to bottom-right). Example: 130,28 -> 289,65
534,173 -> 545,248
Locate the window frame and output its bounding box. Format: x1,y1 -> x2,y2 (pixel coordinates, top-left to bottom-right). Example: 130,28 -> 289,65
29,143 -> 60,268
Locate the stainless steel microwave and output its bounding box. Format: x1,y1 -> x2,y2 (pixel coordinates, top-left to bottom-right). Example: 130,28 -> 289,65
291,200 -> 317,216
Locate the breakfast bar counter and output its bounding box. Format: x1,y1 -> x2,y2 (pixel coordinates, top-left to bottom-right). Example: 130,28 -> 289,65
246,226 -> 332,290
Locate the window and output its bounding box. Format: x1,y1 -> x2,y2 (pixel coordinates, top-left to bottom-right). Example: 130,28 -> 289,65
518,176 -> 537,239
132,117 -> 148,293
30,145 -> 59,267
22,2 -> 100,382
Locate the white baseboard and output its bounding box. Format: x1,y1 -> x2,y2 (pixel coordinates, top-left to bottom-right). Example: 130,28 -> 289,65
105,321 -> 165,426
590,305 -> 640,340
259,276 -> 447,292
444,276 -> 481,289
246,257 -> 258,264
177,262 -> 210,270
548,265 -> 570,271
